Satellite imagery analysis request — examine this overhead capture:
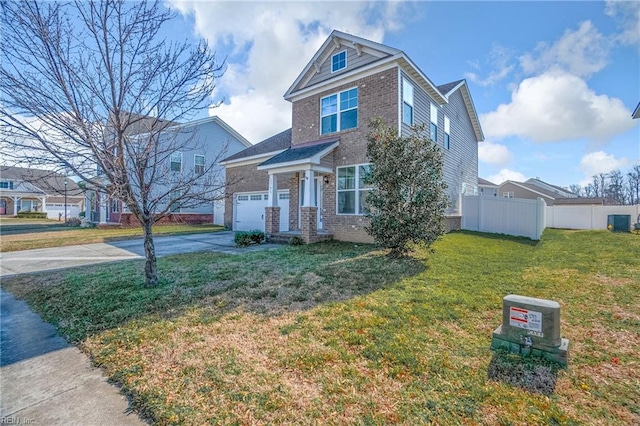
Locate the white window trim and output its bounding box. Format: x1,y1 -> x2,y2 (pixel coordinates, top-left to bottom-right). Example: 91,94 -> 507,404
331,50 -> 347,73
170,151 -> 183,172
320,86 -> 358,135
402,79 -> 414,126
444,115 -> 450,149
430,103 -> 438,142
503,191 -> 514,198
194,154 -> 205,175
336,163 -> 372,216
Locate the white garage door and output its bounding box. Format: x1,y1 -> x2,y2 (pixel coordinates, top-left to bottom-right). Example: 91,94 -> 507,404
46,204 -> 81,220
234,191 -> 289,232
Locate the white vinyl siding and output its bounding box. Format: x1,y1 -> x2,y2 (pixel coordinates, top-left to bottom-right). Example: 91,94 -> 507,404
444,115 -> 451,149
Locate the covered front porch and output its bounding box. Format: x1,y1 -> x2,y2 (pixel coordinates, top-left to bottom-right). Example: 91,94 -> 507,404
257,139 -> 338,244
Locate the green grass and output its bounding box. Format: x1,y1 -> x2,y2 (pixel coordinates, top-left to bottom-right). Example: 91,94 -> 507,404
0,223 -> 224,252
2,229 -> 639,425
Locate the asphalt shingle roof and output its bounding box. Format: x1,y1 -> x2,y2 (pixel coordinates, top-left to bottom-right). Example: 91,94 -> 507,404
222,128 -> 292,162
0,166 -> 83,197
259,140 -> 337,167
437,80 -> 464,96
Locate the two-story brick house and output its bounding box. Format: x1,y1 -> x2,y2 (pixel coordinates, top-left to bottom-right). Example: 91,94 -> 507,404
222,30 -> 484,243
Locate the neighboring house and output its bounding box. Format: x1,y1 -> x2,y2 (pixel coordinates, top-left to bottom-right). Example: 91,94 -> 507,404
0,166 -> 84,219
525,178 -> 577,199
478,177 -> 498,197
633,102 -> 640,119
86,116 -> 251,225
221,30 -> 484,243
498,180 -> 582,206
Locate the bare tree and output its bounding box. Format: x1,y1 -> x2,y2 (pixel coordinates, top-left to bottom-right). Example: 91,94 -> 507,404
606,169 -> 625,205
0,1 -> 225,286
628,165 -> 640,205
569,184 -> 583,197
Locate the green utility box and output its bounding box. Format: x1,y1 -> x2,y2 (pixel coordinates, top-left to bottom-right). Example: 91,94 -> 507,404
491,295 -> 569,366
607,214 -> 631,232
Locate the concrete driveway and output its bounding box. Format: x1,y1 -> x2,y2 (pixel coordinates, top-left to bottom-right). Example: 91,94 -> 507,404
0,231 -> 281,277
0,231 -> 281,425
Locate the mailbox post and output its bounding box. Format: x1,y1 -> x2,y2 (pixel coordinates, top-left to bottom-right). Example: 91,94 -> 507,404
491,295 -> 569,365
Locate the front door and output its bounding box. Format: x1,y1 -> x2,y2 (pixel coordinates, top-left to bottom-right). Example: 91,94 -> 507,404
300,176 -> 322,229
0,199 -> 6,215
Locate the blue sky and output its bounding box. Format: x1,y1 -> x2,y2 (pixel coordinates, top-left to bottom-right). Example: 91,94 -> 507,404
168,0 -> 639,188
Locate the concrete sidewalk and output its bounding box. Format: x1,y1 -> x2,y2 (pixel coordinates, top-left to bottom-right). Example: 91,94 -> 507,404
0,231 -> 281,424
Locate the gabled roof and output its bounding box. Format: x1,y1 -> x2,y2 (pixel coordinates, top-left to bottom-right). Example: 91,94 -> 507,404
478,177 -> 498,187
258,139 -> 338,168
221,128 -> 292,163
284,30 -> 484,142
0,166 -> 83,196
525,178 -> 576,197
633,102 -> 640,119
501,180 -> 557,200
168,116 -> 251,148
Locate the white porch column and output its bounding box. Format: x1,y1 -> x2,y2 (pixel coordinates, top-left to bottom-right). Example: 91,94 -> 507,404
267,173 -> 278,207
41,196 -> 47,213
13,196 -> 18,215
303,170 -> 315,207
99,194 -> 107,224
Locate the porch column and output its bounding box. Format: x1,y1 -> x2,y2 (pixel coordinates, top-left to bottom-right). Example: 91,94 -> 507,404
13,196 -> 18,215
41,196 -> 47,213
265,173 -> 280,237
99,194 -> 107,224
302,170 -> 315,207
301,170 -> 318,243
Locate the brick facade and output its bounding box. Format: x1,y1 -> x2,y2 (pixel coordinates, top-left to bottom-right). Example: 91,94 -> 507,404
264,206 -> 280,235
289,67 -> 397,243
300,206 -> 319,243
116,213 -> 214,227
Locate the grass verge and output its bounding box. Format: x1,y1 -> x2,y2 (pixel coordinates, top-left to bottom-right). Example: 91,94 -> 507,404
0,224 -> 224,252
2,229 -> 638,424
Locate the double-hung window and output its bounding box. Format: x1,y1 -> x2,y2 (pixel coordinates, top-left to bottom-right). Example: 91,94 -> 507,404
194,154 -> 205,175
169,190 -> 181,212
331,50 -> 346,72
444,115 -> 450,149
337,164 -> 372,215
0,181 -> 13,189
430,103 -> 438,142
321,88 -> 358,135
170,152 -> 182,172
402,79 -> 414,126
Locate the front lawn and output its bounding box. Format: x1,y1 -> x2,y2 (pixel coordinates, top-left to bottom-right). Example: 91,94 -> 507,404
0,223 -> 224,252
2,229 -> 638,424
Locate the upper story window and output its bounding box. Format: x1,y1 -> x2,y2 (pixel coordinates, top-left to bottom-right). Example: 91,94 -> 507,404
194,154 -> 205,175
337,164 -> 372,215
402,79 -> 414,126
170,152 -> 182,172
0,181 -> 14,189
430,103 -> 438,142
321,88 -> 358,135
444,115 -> 450,150
503,191 -> 514,198
331,50 -> 347,73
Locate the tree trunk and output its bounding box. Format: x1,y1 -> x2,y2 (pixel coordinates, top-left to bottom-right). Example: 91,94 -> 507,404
142,219 -> 158,287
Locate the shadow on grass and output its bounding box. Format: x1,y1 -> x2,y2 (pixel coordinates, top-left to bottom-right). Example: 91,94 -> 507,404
487,350 -> 561,396
0,241 -> 425,343
452,230 -> 540,246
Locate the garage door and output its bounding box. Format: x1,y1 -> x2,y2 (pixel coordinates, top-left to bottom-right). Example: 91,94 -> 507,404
234,191 -> 289,232
46,205 -> 81,220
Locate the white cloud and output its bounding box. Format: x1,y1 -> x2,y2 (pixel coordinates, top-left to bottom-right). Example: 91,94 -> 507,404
487,169 -> 526,186
480,71 -> 636,144
169,0 -> 408,143
605,0 -> 640,46
519,21 -> 610,78
478,141 -> 513,166
465,44 -> 515,87
579,151 -> 631,179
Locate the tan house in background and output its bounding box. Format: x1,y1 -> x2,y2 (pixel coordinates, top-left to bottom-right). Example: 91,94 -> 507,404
498,178 -> 604,206
0,166 -> 84,219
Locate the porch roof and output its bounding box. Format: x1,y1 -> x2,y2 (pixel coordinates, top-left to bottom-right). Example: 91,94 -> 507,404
257,139 -> 338,171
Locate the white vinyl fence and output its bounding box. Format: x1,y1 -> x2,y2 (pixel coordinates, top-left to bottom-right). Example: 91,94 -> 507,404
462,196 -> 546,240
546,204 -> 640,230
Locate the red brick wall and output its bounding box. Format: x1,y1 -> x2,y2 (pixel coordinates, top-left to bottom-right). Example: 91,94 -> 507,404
116,213 -> 213,227
291,67 -> 398,243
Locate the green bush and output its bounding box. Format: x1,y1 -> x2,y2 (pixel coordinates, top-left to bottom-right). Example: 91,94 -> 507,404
17,212 -> 48,219
289,236 -> 305,246
234,230 -> 265,247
